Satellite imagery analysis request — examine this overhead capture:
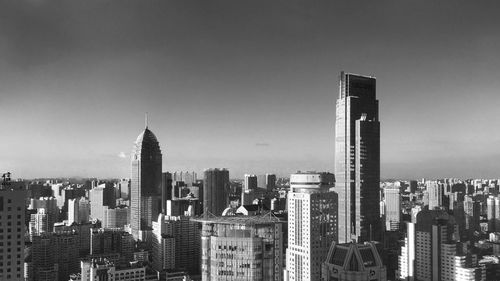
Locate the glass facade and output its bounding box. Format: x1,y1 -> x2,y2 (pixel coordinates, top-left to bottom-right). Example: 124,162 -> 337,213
335,71 -> 381,243
130,127 -> 162,240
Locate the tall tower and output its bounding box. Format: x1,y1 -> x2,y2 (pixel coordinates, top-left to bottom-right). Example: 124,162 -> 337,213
202,168 -> 229,216
286,172 -> 337,281
130,123 -> 163,241
335,71 -> 381,243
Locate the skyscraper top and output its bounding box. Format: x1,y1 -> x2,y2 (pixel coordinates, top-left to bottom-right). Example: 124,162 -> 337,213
339,71 -> 377,100
135,127 -> 159,146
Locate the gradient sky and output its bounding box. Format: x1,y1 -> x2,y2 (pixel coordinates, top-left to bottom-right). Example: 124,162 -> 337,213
1,0 -> 500,180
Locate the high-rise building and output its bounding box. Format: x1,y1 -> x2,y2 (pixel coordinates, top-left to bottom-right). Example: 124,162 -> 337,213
335,71 -> 381,243
384,187 -> 401,231
79,259 -> 146,281
130,125 -> 163,241
203,168 -> 229,216
322,242 -> 387,281
265,173 -> 276,191
244,174 -> 258,191
90,228 -> 134,263
0,183 -> 26,281
89,184 -> 116,223
29,232 -> 79,281
286,172 -> 337,281
152,214 -> 201,275
398,222 -> 415,281
427,181 -> 443,210
196,214 -> 283,281
28,197 -> 58,232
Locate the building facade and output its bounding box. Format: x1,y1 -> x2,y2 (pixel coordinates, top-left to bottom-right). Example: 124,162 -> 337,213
286,172 -> 337,281
334,71 -> 381,243
203,169 -> 229,216
196,214 -> 283,281
322,242 -> 387,281
130,126 -> 163,241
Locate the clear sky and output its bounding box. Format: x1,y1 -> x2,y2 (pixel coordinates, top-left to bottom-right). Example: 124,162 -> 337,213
1,0 -> 500,180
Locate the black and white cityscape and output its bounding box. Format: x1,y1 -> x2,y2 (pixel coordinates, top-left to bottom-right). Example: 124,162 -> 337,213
2,1 -> 500,281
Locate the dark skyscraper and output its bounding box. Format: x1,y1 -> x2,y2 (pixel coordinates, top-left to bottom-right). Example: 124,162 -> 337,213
202,168 -> 229,216
130,125 -> 163,240
335,71 -> 381,243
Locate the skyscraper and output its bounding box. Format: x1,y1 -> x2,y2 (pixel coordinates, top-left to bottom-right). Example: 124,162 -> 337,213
385,187 -> 401,231
0,182 -> 26,281
202,168 -> 229,216
286,172 -> 337,281
130,125 -> 163,241
335,71 -> 381,243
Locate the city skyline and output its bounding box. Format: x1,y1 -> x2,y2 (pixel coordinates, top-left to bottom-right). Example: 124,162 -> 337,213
2,1 -> 500,179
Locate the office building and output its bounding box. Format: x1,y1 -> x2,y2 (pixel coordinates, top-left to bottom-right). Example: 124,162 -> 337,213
89,184 -> 116,223
322,242 -> 387,281
397,222 -> 415,281
152,214 -> 201,275
335,71 -> 381,243
384,187 -> 401,231
427,181 -> 443,210
244,174 -> 258,191
286,172 -> 337,281
195,213 -> 283,281
265,174 -> 276,191
29,232 -> 79,281
79,259 -> 146,281
130,125 -> 163,241
203,168 -> 229,216
0,183 -> 26,281
28,197 -> 58,232
103,206 -> 129,228
90,228 -> 134,263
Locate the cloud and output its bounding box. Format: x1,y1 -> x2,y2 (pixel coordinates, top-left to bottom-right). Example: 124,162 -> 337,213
255,142 -> 270,147
118,152 -> 127,158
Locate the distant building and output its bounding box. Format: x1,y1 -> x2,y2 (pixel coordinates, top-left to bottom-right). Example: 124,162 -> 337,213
68,197 -> 90,225
195,214 -> 283,281
286,172 -> 337,281
203,168 -> 229,216
322,242 -> 387,281
103,206 -> 129,228
335,71 -> 381,243
89,184 -> 116,223
427,181 -> 443,210
384,187 -> 401,231
244,174 -> 258,191
90,228 -> 134,263
130,125 -> 163,241
0,184 -> 26,281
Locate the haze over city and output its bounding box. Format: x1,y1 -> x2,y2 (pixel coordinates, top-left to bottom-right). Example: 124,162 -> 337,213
1,0 -> 500,179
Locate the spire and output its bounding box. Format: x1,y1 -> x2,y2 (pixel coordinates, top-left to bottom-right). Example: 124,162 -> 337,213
145,113 -> 148,129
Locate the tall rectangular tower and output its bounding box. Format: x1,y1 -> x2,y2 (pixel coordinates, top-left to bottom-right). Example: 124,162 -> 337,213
0,183 -> 26,281
286,172 -> 337,281
335,71 -> 380,243
202,168 -> 229,216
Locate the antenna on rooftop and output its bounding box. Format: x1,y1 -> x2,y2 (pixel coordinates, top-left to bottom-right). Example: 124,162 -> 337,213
145,113 -> 148,129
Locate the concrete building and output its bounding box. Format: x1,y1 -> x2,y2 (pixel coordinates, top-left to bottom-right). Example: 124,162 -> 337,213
397,222 -> 415,281
286,172 -> 337,281
29,232 -> 79,281
130,125 -> 163,241
90,184 -> 116,223
322,242 -> 387,281
427,181 -> 443,210
152,214 -> 201,276
0,183 -> 26,281
68,197 -> 90,225
335,71 -> 381,243
384,187 -> 401,231
80,259 -> 146,281
28,197 -> 58,232
244,174 -> 258,191
195,213 -> 283,281
203,168 -> 229,216
103,206 -> 129,228
90,228 -> 134,263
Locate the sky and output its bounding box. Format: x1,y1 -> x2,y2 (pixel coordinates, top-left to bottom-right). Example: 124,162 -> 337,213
1,0 -> 500,180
